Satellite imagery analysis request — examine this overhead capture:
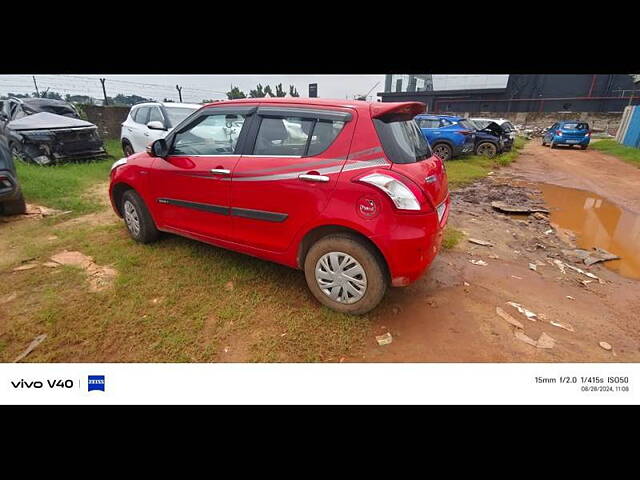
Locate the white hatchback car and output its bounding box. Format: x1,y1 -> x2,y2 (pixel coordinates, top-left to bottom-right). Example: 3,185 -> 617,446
120,102 -> 201,156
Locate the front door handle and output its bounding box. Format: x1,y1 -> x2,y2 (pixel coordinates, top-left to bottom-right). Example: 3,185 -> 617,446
299,174 -> 330,183
210,168 -> 231,175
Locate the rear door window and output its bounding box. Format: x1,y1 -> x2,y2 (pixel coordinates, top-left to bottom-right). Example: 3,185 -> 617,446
373,116 -> 432,164
149,107 -> 164,124
417,118 -> 439,129
563,122 -> 589,130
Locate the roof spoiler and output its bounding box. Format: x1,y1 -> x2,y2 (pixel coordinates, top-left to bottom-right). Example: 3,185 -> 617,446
370,101 -> 426,119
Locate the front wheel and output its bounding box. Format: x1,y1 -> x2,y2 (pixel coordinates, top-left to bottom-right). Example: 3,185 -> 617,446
432,143 -> 452,161
580,145 -> 588,150
121,190 -> 159,243
1,192 -> 27,215
550,141 -> 557,149
541,138 -> 547,146
122,142 -> 134,157
304,234 -> 387,315
476,142 -> 498,158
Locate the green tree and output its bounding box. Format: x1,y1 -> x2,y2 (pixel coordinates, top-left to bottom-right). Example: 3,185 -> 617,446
289,85 -> 300,97
263,85 -> 274,97
274,83 -> 286,97
226,85 -> 246,99
249,84 -> 266,98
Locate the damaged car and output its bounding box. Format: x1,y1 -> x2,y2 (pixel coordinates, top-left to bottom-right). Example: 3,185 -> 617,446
0,138 -> 26,215
469,119 -> 512,157
0,97 -> 106,165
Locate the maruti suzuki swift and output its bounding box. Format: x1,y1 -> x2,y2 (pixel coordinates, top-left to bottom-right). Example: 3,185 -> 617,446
109,98 -> 450,314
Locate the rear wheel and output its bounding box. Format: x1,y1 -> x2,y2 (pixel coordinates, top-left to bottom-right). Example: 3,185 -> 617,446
1,192 -> 26,215
541,138 -> 547,146
9,142 -> 25,163
121,190 -> 159,243
550,141 -> 557,149
304,234 -> 387,315
476,142 -> 498,158
432,143 -> 452,161
580,145 -> 588,150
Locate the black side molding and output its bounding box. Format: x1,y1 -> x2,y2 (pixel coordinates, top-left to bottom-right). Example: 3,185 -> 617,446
157,198 -> 288,223
231,207 -> 288,223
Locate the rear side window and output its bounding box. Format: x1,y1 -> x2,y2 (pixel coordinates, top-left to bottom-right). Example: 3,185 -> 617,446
373,116 -> 432,164
417,118 -> 439,128
458,120 -> 476,130
252,116 -> 345,157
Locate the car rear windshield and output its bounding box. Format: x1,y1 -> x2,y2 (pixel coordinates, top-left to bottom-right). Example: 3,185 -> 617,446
471,120 -> 490,129
563,122 -> 589,130
166,107 -> 199,127
373,115 -> 432,164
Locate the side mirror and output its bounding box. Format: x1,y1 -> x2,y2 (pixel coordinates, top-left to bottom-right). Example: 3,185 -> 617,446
147,120 -> 166,131
148,138 -> 168,158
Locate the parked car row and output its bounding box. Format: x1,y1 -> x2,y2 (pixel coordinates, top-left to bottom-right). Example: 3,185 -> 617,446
414,114 -> 515,160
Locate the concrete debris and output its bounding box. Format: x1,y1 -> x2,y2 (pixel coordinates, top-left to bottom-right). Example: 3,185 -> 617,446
553,259 -> 566,274
470,259 -> 488,266
550,320 -> 575,332
506,302 -> 538,321
564,263 -> 602,283
375,332 -> 393,346
599,341 -> 612,351
514,330 -> 555,349
529,263 -> 537,271
566,295 -> 575,300
491,201 -> 549,215
496,306 -> 524,330
13,334 -> 47,363
468,238 -> 493,247
12,263 -> 38,272
489,254 -> 500,259
42,261 -> 60,268
562,247 -> 620,266
544,229 -> 554,235
511,275 -> 522,279
49,250 -> 116,292
463,281 -> 470,287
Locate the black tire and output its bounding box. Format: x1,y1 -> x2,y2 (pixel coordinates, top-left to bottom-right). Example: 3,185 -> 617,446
476,141 -> 498,158
432,143 -> 452,161
304,234 -> 387,315
541,138 -> 547,146
550,141 -> 556,149
120,190 -> 159,243
122,141 -> 134,157
580,145 -> 588,150
9,142 -> 25,163
1,191 -> 26,215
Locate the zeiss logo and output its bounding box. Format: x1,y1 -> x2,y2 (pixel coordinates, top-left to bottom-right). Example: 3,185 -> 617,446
88,375 -> 105,392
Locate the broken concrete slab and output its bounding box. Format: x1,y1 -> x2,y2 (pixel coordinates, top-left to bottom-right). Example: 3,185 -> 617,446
491,201 -> 549,215
470,259 -> 488,266
49,250 -> 116,292
514,330 -> 556,349
496,306 -> 524,330
376,332 -> 393,346
12,263 -> 38,272
468,238 -> 494,247
563,247 -> 620,266
506,302 -> 538,321
550,320 -> 575,332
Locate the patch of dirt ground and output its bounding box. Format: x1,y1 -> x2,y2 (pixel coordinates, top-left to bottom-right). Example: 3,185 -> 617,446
362,141 -> 640,362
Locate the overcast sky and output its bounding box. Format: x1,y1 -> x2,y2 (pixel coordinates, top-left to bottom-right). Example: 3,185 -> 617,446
0,74 -> 510,102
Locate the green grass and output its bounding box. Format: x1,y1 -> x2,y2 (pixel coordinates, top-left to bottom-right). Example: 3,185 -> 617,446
589,139 -> 640,167
446,137 -> 526,188
15,139 -> 121,215
442,226 -> 464,249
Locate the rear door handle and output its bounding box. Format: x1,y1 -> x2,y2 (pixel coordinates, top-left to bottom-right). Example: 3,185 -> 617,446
299,174 -> 330,183
210,168 -> 231,175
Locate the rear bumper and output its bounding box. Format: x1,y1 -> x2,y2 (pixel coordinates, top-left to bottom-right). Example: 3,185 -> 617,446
373,195 -> 451,286
552,136 -> 590,145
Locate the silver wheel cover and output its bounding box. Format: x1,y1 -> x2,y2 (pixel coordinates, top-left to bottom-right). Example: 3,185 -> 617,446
315,252 -> 367,304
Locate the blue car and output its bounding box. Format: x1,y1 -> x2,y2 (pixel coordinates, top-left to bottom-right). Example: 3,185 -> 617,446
415,114 -> 476,160
542,121 -> 591,150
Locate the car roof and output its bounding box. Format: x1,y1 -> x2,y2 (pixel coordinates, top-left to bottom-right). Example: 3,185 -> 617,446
132,102 -> 201,109
203,97 -> 373,110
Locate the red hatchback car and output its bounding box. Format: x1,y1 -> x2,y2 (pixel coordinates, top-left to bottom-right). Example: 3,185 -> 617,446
109,98 -> 450,314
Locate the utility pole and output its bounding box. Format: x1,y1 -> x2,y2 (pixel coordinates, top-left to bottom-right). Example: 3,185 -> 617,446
176,85 -> 183,102
32,76 -> 40,97
100,78 -> 109,106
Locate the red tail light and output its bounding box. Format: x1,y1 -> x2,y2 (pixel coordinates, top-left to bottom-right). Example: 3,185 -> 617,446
556,130 -> 562,136
586,131 -> 591,137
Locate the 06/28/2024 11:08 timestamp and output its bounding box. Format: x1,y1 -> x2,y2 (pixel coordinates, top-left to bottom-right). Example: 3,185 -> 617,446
535,376 -> 630,393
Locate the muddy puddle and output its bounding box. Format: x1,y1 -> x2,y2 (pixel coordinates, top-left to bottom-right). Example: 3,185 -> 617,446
535,183 -> 640,279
